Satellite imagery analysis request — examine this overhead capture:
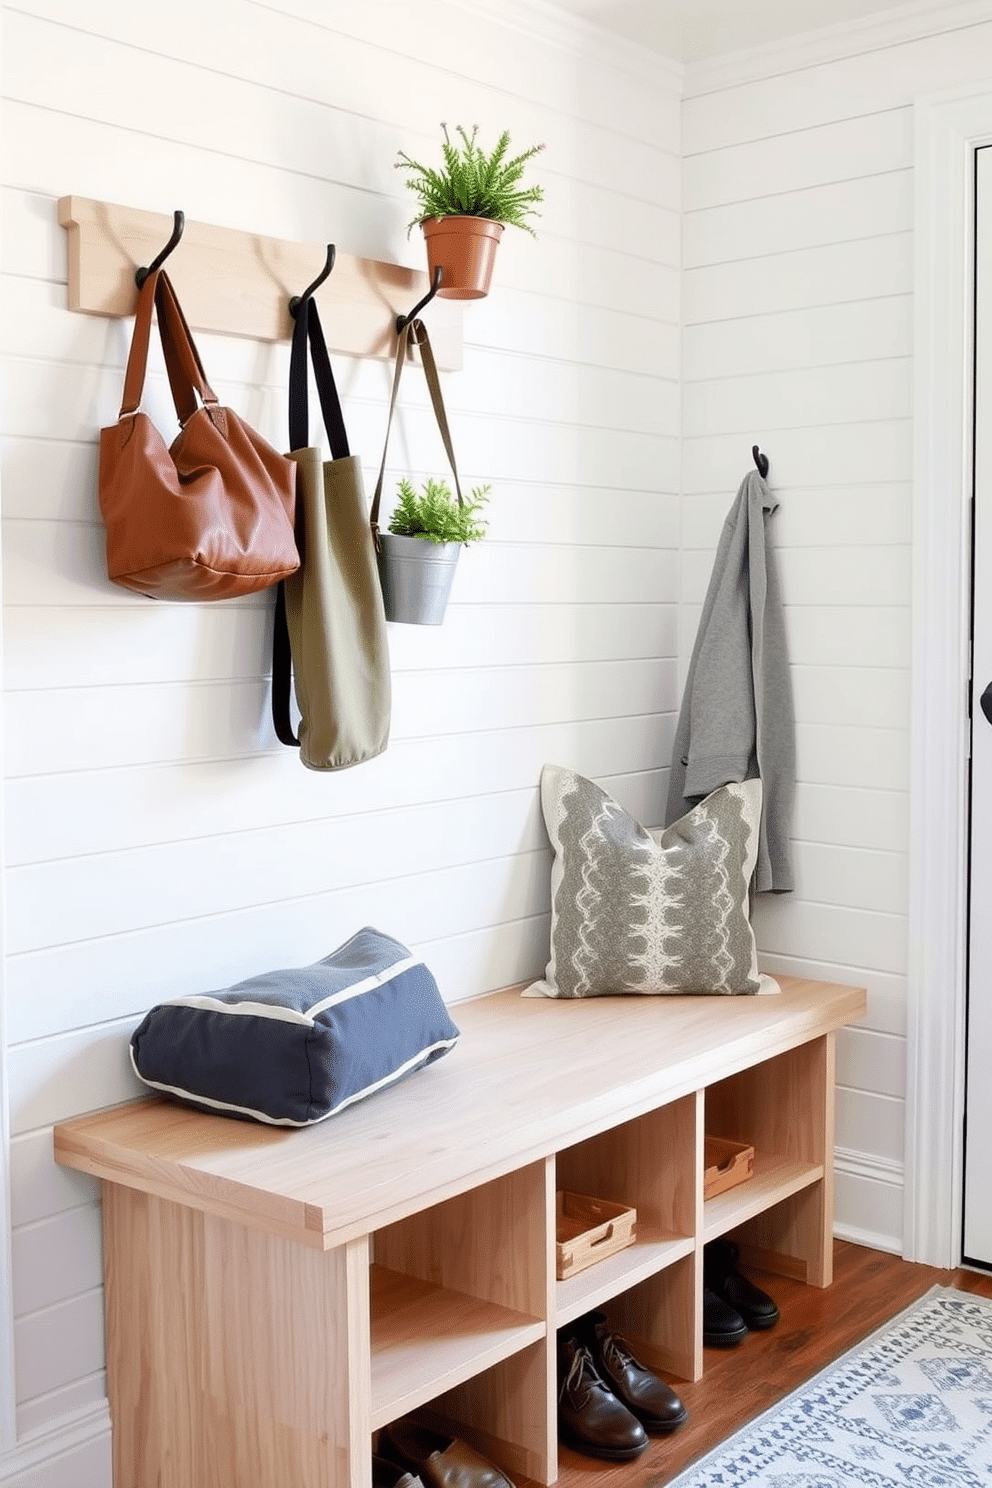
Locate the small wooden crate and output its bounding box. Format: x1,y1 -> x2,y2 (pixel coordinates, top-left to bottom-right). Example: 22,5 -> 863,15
555,1190 -> 637,1280
703,1136 -> 755,1200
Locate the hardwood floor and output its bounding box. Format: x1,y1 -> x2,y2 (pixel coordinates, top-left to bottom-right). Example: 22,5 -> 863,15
553,1240 -> 992,1487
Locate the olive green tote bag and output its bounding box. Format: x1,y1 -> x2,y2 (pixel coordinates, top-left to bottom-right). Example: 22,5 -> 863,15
271,295 -> 391,769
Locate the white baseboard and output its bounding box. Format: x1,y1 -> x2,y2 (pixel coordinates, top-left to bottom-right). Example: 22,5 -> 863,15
834,1145 -> 904,1258
0,1402 -> 110,1488
834,1220 -> 904,1257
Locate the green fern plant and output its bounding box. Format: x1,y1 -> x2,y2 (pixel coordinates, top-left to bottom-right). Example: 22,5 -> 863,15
396,124 -> 545,235
388,477 -> 491,545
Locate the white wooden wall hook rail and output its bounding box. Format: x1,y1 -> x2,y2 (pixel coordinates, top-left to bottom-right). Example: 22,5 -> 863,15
58,196 -> 463,370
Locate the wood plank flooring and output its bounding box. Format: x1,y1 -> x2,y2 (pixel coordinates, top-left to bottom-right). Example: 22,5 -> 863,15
554,1240 -> 992,1487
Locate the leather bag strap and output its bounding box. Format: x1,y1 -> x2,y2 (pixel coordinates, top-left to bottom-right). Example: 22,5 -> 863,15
369,317 -> 462,547
119,268 -> 218,426
119,269 -> 158,418
155,271 -> 218,425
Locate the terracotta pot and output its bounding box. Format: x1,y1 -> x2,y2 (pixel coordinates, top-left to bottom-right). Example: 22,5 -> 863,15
421,216 -> 504,300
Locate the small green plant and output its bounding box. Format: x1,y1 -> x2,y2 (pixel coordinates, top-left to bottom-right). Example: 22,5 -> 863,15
389,477 -> 491,545
396,124 -> 545,235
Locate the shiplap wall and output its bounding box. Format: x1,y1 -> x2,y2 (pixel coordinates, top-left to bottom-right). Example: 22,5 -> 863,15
7,0 -> 991,1480
681,16 -> 992,1254
0,0 -> 680,1476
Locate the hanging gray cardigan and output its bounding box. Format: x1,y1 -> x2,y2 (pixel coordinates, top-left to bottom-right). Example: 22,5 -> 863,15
665,470 -> 795,893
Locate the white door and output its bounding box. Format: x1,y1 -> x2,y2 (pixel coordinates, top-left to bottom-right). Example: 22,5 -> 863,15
965,144 -> 992,1269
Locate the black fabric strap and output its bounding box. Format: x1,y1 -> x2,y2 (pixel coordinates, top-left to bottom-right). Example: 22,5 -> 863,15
272,294 -> 351,748
271,578 -> 298,746
307,300 -> 350,458
287,294 -> 350,458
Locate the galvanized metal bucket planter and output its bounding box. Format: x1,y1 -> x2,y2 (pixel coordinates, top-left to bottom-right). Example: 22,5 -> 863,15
376,534 -> 461,625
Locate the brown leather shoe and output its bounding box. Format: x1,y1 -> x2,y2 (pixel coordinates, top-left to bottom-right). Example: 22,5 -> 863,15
381,1420 -> 514,1488
557,1333 -> 648,1461
575,1311 -> 688,1434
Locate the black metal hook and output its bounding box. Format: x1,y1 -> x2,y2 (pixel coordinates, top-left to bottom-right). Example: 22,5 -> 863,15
396,266 -> 443,333
135,210 -> 185,289
752,444 -> 769,479
289,244 -> 336,318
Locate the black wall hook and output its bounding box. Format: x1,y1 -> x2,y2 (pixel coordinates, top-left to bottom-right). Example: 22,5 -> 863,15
135,210 -> 185,289
289,244 -> 336,318
396,266 -> 443,333
752,444 -> 769,479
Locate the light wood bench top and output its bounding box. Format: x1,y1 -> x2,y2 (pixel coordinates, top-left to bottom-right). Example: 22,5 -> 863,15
54,976 -> 866,1251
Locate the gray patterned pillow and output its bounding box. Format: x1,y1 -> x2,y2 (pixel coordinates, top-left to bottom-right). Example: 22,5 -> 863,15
528,766 -> 775,998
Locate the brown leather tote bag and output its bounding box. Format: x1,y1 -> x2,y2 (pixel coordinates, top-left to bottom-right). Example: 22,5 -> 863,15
99,268 -> 298,600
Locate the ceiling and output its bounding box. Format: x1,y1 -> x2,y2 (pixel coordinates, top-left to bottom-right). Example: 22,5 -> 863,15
544,0 -> 937,62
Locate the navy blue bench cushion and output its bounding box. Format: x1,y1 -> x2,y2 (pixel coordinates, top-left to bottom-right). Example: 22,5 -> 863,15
129,927 -> 459,1125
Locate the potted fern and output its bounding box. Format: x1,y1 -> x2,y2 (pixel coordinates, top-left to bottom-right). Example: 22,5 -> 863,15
396,124 -> 545,299
377,476 -> 490,625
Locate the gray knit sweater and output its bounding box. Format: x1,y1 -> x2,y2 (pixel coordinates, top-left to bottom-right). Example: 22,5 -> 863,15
665,470 -> 795,893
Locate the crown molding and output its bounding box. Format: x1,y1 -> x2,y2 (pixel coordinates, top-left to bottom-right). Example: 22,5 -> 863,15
443,0 -> 683,95
450,1 -> 992,104
684,0 -> 992,99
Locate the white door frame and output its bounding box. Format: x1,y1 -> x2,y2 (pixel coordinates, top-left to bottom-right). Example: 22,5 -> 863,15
906,84 -> 992,1268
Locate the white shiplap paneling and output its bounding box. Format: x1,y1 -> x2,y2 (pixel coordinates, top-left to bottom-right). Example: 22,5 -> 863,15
0,0 -> 681,1461
679,15 -> 983,1258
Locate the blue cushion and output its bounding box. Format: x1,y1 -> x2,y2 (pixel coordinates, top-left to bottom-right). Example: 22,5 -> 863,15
129,927 -> 459,1125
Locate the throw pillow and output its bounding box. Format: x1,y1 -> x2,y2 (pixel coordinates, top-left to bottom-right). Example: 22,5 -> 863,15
528,766 -> 776,999
130,926 -> 459,1125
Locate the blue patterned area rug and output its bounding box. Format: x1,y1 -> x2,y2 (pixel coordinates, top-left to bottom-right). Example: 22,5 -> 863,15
668,1286 -> 992,1486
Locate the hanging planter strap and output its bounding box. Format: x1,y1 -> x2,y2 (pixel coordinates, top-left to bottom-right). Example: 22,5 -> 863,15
370,316 -> 462,549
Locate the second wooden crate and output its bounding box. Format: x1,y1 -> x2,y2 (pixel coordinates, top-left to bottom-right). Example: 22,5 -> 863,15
555,1190 -> 637,1280
703,1136 -> 755,1200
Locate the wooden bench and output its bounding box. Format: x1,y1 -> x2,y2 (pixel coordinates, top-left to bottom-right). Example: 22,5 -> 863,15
54,974 -> 866,1488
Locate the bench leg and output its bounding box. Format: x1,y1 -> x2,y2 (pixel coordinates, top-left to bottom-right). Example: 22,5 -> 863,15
104,1185 -> 371,1488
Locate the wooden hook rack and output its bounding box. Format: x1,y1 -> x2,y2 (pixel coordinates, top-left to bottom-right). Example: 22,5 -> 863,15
58,196 -> 463,371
